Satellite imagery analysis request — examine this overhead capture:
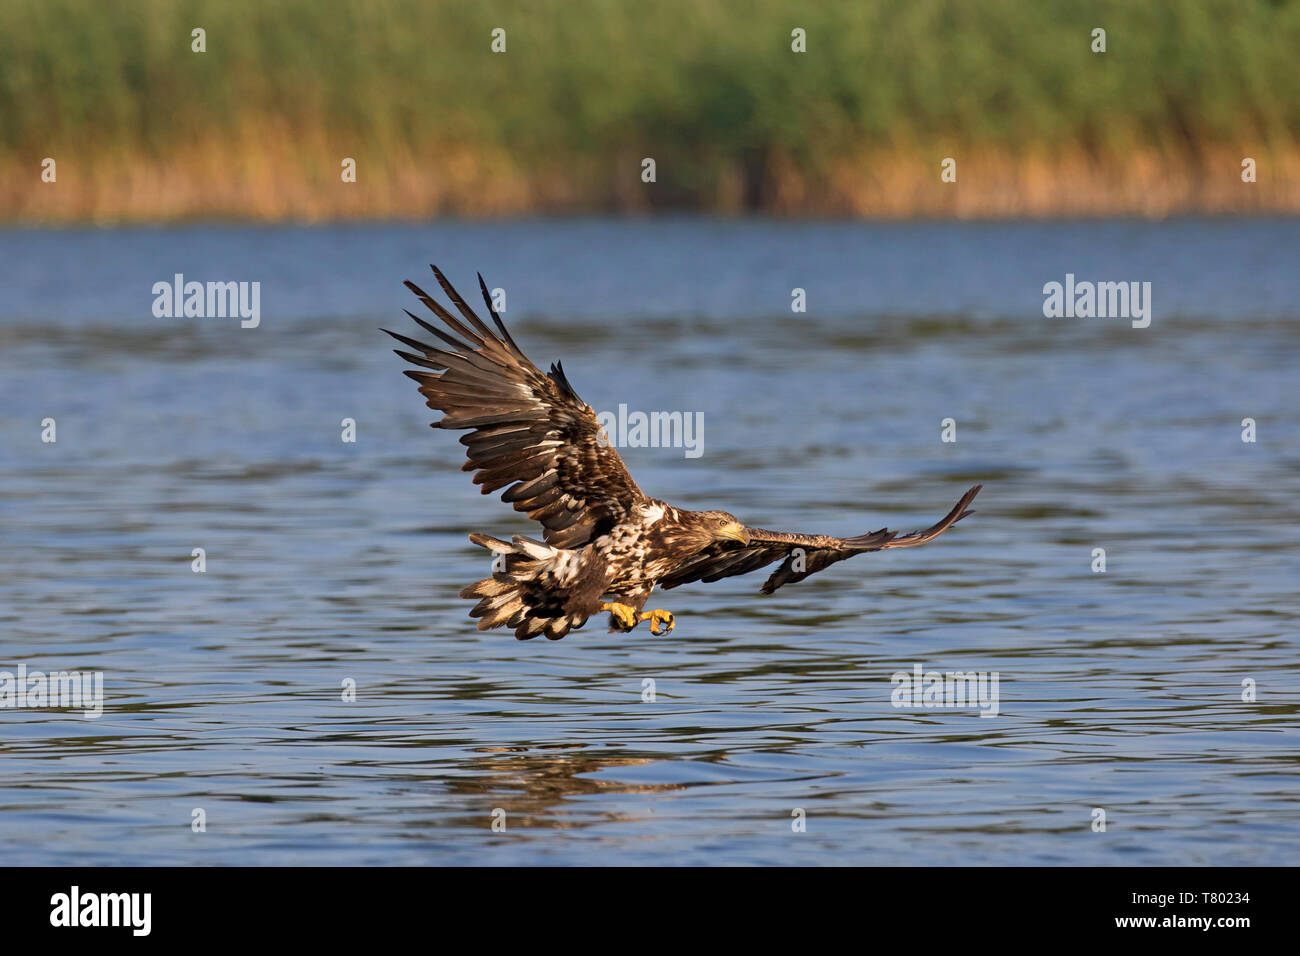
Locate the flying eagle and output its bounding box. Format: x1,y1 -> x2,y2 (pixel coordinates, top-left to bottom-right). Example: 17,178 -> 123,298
386,266 -> 981,641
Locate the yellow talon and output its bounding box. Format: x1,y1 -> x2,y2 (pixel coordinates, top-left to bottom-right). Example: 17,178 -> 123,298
638,609 -> 675,635
601,601 -> 638,630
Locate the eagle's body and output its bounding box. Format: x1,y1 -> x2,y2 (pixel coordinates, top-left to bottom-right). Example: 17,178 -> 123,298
386,266 -> 981,641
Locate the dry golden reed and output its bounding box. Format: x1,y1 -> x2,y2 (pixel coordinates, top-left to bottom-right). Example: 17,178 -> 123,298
3,0 -> 1298,222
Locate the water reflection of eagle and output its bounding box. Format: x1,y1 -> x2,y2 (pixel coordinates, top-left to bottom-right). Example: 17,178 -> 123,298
386,266 -> 981,641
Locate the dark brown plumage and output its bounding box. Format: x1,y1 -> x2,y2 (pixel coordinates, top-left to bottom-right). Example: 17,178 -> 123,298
386,265 -> 981,641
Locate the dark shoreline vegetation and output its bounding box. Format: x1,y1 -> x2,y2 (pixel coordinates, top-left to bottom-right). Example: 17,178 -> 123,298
3,0 -> 1299,222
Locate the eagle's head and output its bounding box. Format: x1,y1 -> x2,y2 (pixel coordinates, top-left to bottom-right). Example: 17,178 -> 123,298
692,510 -> 750,551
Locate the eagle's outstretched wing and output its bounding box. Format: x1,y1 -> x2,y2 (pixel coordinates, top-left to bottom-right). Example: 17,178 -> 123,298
658,485 -> 981,594
385,265 -> 647,549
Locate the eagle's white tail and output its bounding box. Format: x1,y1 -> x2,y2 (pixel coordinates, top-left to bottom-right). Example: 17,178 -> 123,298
460,533 -> 589,640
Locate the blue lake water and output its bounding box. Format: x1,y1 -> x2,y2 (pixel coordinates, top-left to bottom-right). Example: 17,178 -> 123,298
0,218 -> 1297,865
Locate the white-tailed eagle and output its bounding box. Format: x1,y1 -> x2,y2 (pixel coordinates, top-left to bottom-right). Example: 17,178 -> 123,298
386,266 -> 981,641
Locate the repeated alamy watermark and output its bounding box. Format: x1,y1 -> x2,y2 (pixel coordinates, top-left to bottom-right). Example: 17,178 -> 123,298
891,663 -> 1000,717
152,273 -> 260,328
0,663 -> 103,718
596,404 -> 703,459
1042,273 -> 1151,328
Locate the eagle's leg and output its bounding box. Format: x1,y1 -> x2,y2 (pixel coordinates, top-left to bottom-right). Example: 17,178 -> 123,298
600,601 -> 639,631
637,608 -> 675,635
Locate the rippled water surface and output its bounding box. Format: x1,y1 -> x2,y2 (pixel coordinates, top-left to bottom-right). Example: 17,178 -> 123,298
1,219 -> 1297,865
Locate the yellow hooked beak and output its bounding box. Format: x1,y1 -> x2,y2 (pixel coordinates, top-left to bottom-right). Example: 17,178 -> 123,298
719,522 -> 750,546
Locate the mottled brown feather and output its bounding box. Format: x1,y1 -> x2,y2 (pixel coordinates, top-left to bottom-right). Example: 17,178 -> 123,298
385,265 -> 647,550
658,485 -> 982,594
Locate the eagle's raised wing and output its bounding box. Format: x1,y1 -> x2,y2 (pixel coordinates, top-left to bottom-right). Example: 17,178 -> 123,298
385,265 -> 647,549
658,485 -> 981,594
